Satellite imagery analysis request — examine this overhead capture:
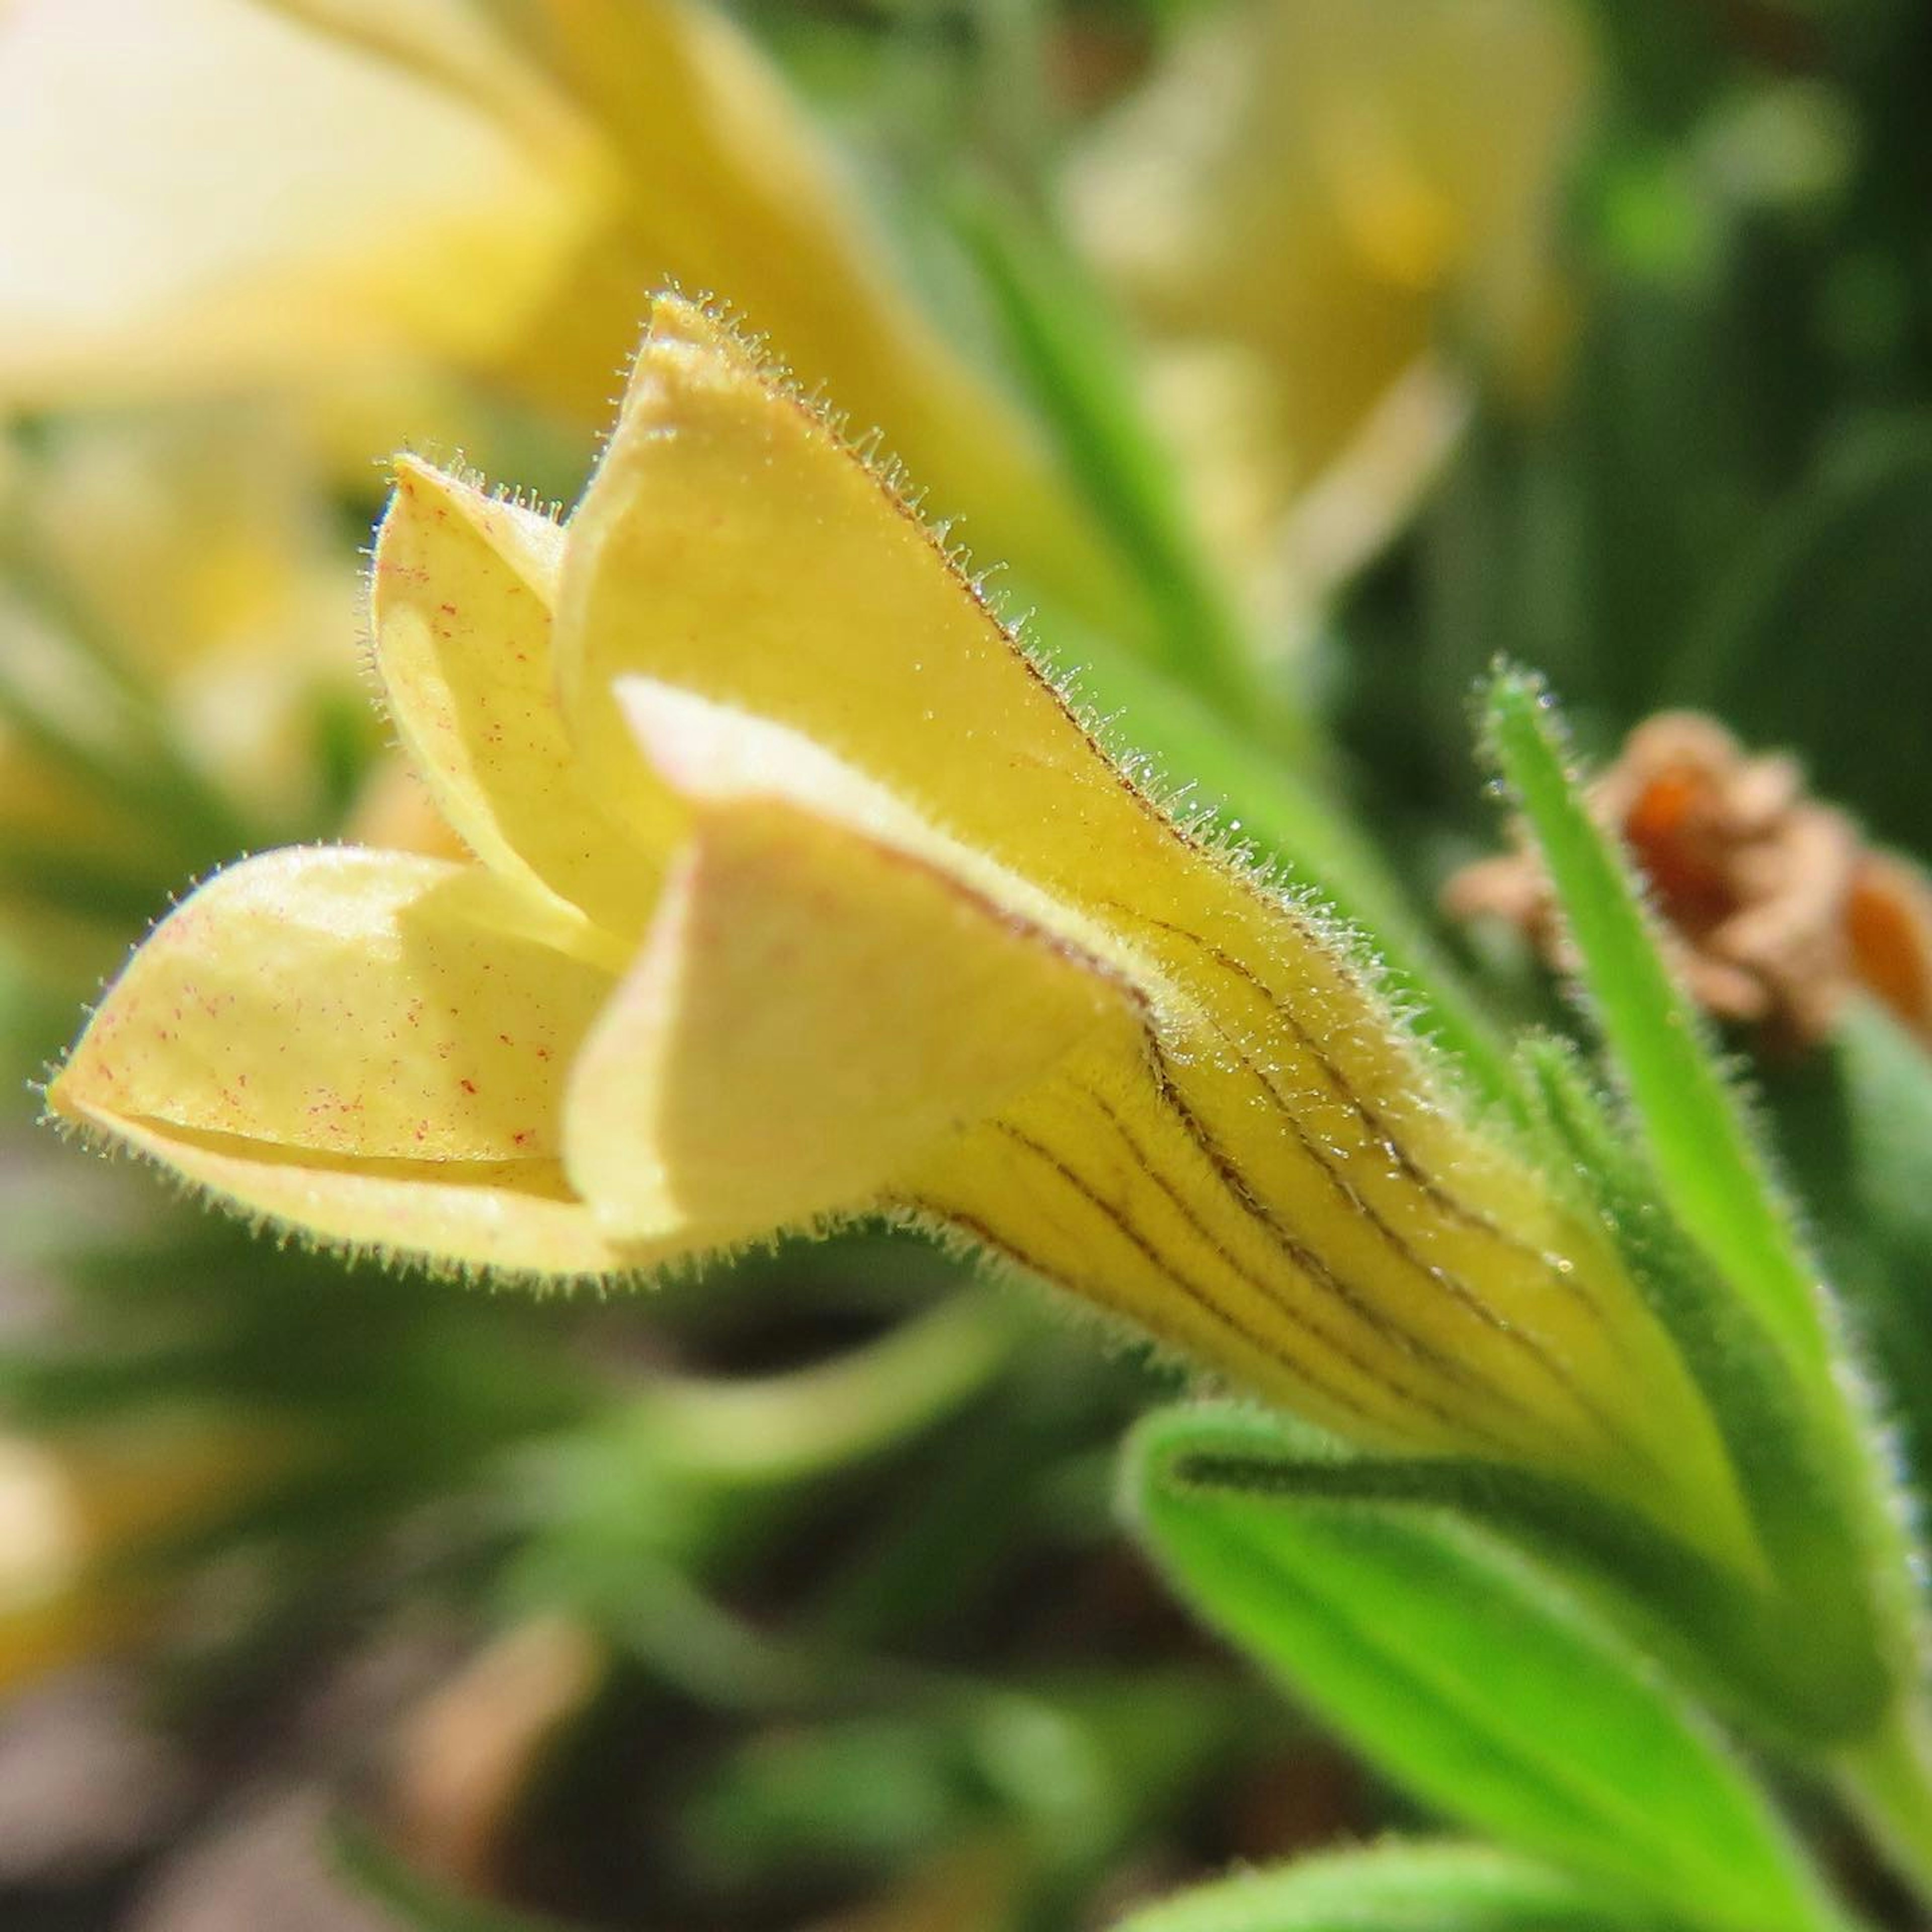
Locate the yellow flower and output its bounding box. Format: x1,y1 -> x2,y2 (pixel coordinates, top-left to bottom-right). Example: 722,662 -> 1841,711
0,0 -> 1129,636
51,298 -> 1749,1570
0,0 -> 599,399
1065,0 -> 1590,614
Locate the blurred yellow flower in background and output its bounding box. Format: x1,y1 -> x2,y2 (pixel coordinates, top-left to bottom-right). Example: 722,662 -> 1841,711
53,299 -> 1756,1579
0,1420 -> 288,1697
1066,0 -> 1592,624
0,0 -> 1131,635
0,0 -> 597,400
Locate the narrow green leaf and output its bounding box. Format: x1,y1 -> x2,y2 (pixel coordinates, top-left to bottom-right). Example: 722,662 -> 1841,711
1480,666 -> 1827,1372
1480,674 -> 1927,1740
1110,1840 -> 1675,1932
1126,1405 -> 1848,1932
949,175 -> 1273,731
1514,1034 -> 1893,1739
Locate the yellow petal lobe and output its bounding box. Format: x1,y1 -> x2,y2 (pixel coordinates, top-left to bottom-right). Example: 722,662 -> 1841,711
560,297 -> 1162,913
53,848 -> 609,1162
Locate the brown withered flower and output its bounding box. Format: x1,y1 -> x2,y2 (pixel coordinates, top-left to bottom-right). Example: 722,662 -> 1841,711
1445,711 -> 1932,1053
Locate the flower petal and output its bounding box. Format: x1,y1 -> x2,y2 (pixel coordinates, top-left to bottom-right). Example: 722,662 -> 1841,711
1063,0 -> 1587,597
0,0 -> 599,403
371,458 -> 672,936
51,847 -> 611,1163
558,299 -> 1170,912
562,685 -> 1138,1244
71,1113 -> 646,1280
556,299 -> 1412,1082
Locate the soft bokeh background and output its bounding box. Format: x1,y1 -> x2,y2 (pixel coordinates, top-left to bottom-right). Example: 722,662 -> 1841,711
4,1 -> 1932,1926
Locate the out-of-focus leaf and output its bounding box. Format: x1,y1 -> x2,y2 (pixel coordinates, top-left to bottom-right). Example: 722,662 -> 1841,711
1680,419 -> 1932,853
635,1292 -> 1019,1487
1126,1406 -> 1845,1932
1109,1840 -> 1675,1932
680,1668 -> 1240,1903
1763,998 -> 1932,1484
950,176 -> 1267,728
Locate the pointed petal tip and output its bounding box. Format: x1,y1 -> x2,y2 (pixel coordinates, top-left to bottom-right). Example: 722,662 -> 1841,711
641,289 -> 744,358
38,1063 -> 92,1137
613,291 -> 784,440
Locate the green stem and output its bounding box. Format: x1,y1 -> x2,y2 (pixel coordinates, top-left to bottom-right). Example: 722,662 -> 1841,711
1836,1698 -> 1932,1911
638,1290 -> 1020,1486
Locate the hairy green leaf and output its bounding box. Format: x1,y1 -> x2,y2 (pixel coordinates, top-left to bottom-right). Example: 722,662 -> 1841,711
1109,1840 -> 1675,1932
1481,666 -> 1826,1372
1126,1405 -> 1847,1932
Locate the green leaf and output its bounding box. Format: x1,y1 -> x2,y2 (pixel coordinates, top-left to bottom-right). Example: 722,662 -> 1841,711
1479,672 -> 1926,1744
1126,1405 -> 1847,1932
1480,666 -> 1828,1374
1765,999 -> 1932,1483
1514,1034 -> 1892,1740
1679,418 -> 1932,855
1109,1840 -> 1675,1932
949,174 -> 1269,729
